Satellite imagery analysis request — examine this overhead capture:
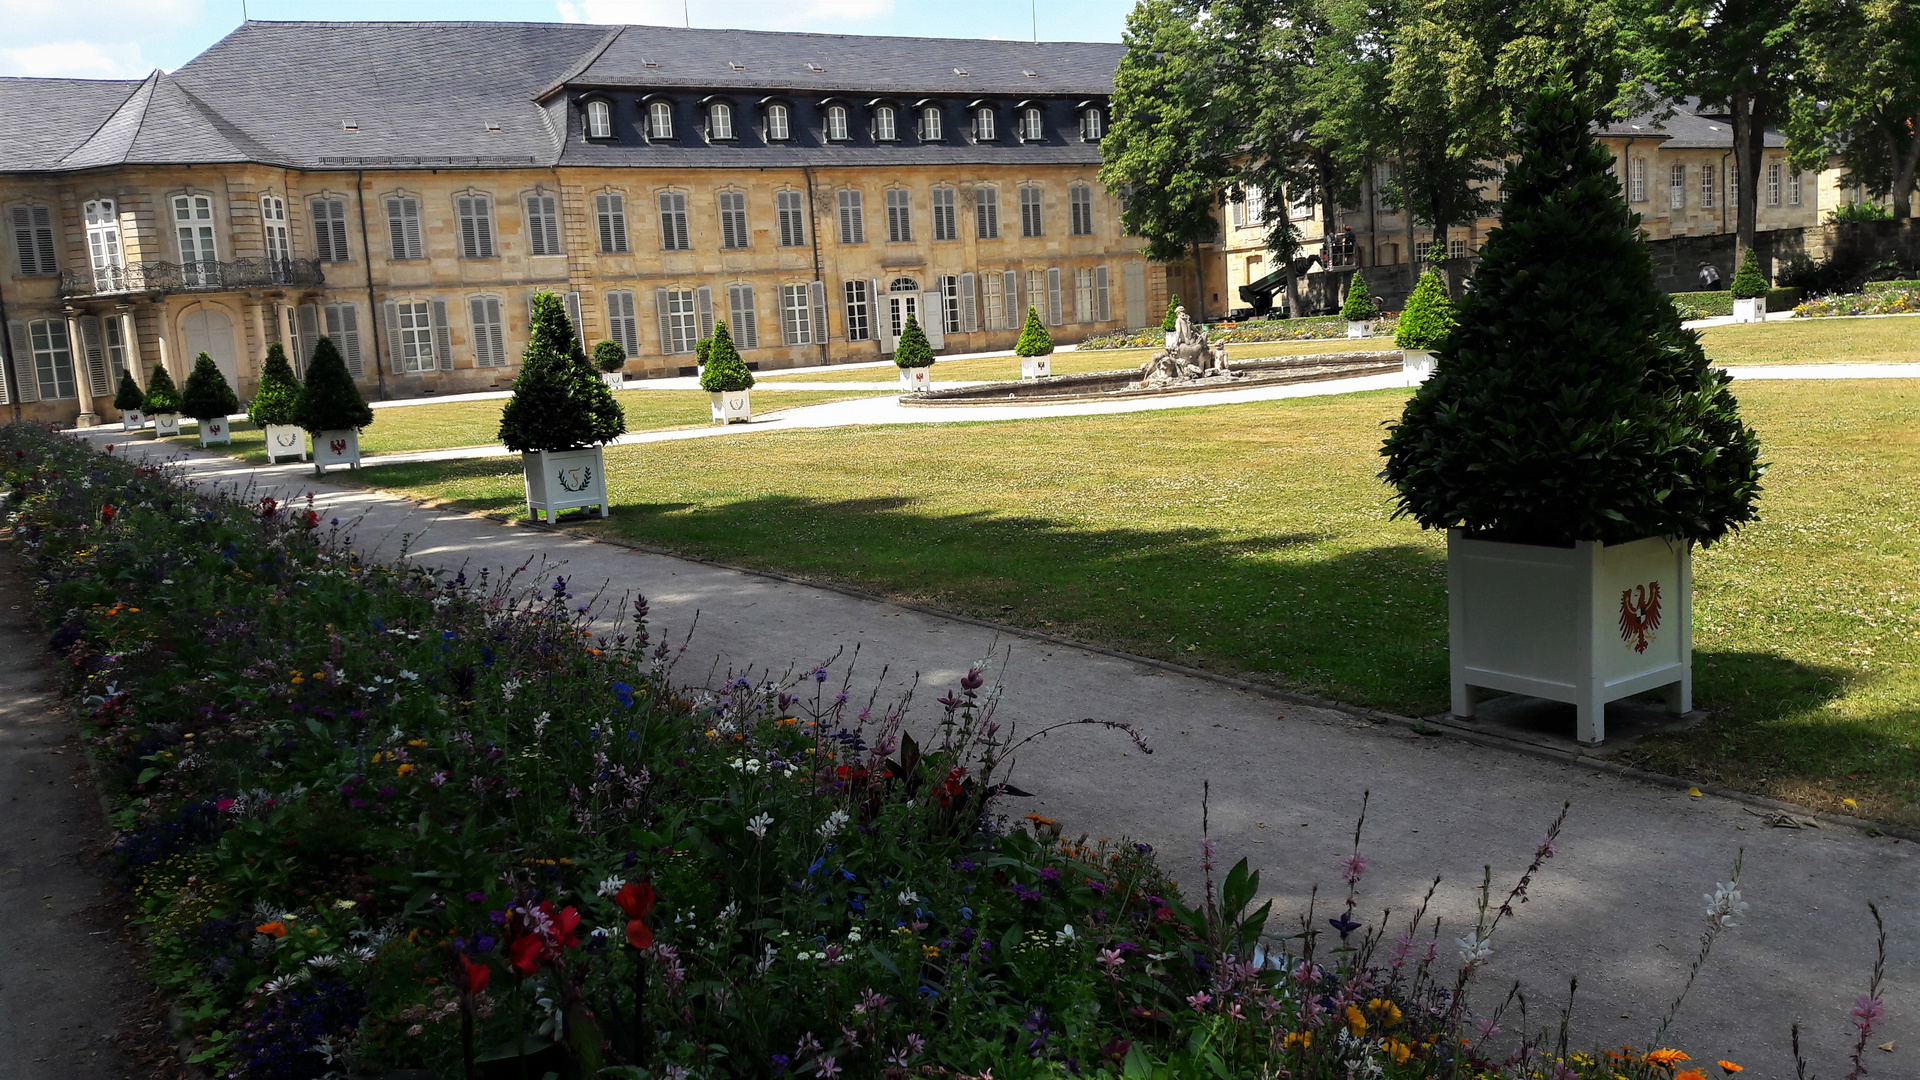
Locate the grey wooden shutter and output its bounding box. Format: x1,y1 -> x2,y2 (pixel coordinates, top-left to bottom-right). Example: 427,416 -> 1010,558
382,300 -> 404,374
468,298 -> 493,366
810,280 -> 828,345
297,305 -> 320,372
1094,265 -> 1111,322
654,288 -> 672,353
79,316 -> 111,397
695,286 -> 714,339
325,304 -> 364,378
1124,262 -> 1147,328
878,285 -> 897,354
6,322 -> 36,402
475,196 -> 495,257
1003,271 -> 1019,328
729,284 -> 758,349
596,194 -> 616,253
921,291 -> 944,349
564,291 -> 584,349
1046,267 -> 1063,325
432,299 -> 453,370
13,206 -> 57,274
960,273 -> 977,333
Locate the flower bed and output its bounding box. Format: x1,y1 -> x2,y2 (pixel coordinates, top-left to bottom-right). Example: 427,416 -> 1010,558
0,424 -> 1880,1080
1794,287 -> 1920,318
1079,314 -> 1398,351
1668,289 -> 1801,320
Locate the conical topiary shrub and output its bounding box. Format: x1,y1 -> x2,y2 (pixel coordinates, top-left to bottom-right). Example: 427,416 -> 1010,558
1380,89 -> 1763,548
1394,268 -> 1455,351
894,315 -> 935,368
247,342 -> 303,427
1015,307 -> 1055,357
1340,271 -> 1378,321
142,363 -> 183,414
1161,296 -> 1182,332
180,352 -> 239,421
698,322 -> 755,392
294,337 -> 374,433
1730,249 -> 1769,300
593,339 -> 627,374
113,370 -> 144,412
498,292 -> 627,451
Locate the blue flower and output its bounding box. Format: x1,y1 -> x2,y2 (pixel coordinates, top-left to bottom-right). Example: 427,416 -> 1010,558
1328,913 -> 1361,939
612,682 -> 634,709
848,896 -> 865,912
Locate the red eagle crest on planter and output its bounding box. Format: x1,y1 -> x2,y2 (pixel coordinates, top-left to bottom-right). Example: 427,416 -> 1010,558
1618,581 -> 1663,653
329,438 -> 347,455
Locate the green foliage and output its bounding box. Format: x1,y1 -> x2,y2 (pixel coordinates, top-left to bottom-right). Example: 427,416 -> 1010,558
292,337 -> 374,433
1162,296 -> 1182,332
179,352 -> 240,422
1014,306 -> 1056,356
1730,250 -> 1770,300
1784,0 -> 1920,219
1340,271 -> 1378,321
1381,89 -> 1763,547
113,370 -> 144,412
893,314 -> 935,368
1394,268 -> 1454,349
592,339 -> 628,374
246,342 -> 302,427
497,292 -> 625,452
141,363 -> 182,414
697,321 -> 755,392
694,337 -> 714,365
1828,200 -> 1895,224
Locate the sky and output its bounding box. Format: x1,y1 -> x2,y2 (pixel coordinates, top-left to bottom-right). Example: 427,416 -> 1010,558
0,0 -> 1134,80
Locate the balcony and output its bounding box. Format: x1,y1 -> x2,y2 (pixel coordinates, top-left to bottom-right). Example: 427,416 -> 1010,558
59,258 -> 324,299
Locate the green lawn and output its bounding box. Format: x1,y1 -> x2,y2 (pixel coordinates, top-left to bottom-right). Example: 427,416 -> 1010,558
759,337 -> 1398,383
335,379 -> 1920,826
161,388 -> 885,463
1700,314 -> 1920,365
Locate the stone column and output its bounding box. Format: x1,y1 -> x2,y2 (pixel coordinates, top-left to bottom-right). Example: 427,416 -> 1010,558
117,306 -> 142,389
65,309 -> 97,427
246,295 -> 269,388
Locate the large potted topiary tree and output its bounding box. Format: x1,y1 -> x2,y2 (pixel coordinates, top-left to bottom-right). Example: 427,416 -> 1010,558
1162,295 -> 1182,349
248,342 -> 307,463
593,339 -> 628,389
699,321 -> 755,423
143,363 -> 183,437
1015,306 -> 1055,378
113,370 -> 146,430
1394,268 -> 1454,385
180,352 -> 239,447
1380,89 -> 1763,746
894,314 -> 936,391
1730,249 -> 1769,323
293,336 -> 375,475
1341,271 -> 1378,338
498,291 -> 627,520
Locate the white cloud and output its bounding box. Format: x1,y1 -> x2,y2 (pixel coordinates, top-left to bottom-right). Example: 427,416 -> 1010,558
556,0 -> 893,31
0,40 -> 151,78
0,0 -> 196,78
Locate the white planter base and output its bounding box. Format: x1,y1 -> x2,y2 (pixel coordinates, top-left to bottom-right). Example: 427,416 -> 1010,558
153,413 -> 181,437
1402,349 -> 1434,386
899,366 -> 933,392
523,446 -> 610,522
197,418 -> 231,446
1020,356 -> 1052,379
710,390 -> 751,423
264,424 -> 309,463
1346,320 -> 1371,339
313,429 -> 361,475
1449,532 -> 1692,746
120,410 -> 146,431
1164,331 -> 1180,350
602,372 -> 625,389
1732,297 -> 1767,323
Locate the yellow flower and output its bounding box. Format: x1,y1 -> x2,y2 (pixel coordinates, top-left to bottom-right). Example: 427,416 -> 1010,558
922,945 -> 940,959
1382,1037 -> 1413,1064
407,739 -> 428,748
310,671 -> 326,681
1283,1032 -> 1312,1050
705,729 -> 718,739
1646,1049 -> 1691,1068
1716,1063 -> 1743,1076
1368,998 -> 1403,1028
396,764 -> 415,777
1345,1005 -> 1368,1037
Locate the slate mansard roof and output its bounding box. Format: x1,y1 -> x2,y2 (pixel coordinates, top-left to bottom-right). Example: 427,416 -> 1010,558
0,20 -> 1125,175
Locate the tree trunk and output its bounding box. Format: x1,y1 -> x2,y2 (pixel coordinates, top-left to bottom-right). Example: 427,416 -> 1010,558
1729,89 -> 1763,268
1399,151 -> 1418,293
1191,240 -> 1206,322
1889,123 -> 1920,221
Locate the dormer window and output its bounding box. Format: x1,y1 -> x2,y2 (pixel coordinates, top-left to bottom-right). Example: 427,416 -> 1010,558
1081,107 -> 1103,141
1020,107 -> 1044,141
648,101 -> 674,140
974,107 -> 995,141
826,104 -> 850,141
585,99 -> 612,139
919,106 -> 943,141
767,103 -> 791,140
709,102 -> 734,140
875,106 -> 897,141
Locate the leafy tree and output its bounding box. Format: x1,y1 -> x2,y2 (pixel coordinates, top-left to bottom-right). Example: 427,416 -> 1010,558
112,371 -> 144,412
1162,296 -> 1182,332
142,364 -> 183,414
893,315 -> 935,368
1785,0 -> 1920,219
697,321 -> 755,392
593,339 -> 628,374
1014,307 -> 1056,357
1730,249 -> 1770,299
294,337 -> 374,433
1340,271 -> 1379,321
180,352 -> 239,422
247,342 -> 303,427
1394,268 -> 1455,349
1381,89 -> 1762,547
498,292 -> 626,451
695,337 -> 714,365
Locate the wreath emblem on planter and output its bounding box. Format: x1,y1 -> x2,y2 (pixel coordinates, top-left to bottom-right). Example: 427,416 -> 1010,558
557,466 -> 594,493
329,439 -> 348,455
1618,581 -> 1663,653
274,432 -> 300,448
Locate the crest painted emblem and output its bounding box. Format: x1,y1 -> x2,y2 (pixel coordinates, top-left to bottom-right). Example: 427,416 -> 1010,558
556,466 -> 594,493
329,438 -> 348,455
1618,581 -> 1663,653
274,431 -> 300,447
208,422 -> 222,435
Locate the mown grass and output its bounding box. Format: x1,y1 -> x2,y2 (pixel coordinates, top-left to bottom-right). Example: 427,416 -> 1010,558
1699,314 -> 1920,366
161,388 -> 887,463
759,337 -> 1399,383
337,379 -> 1920,826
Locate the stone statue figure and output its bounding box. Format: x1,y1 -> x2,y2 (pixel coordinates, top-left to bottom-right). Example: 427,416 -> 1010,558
1136,304 -> 1232,386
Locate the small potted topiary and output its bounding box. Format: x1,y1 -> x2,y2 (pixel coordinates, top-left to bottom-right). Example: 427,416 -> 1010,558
593,339 -> 628,389
293,336 -> 375,475
694,335 -> 714,379
113,370 -> 146,430
1162,295 -> 1182,349
1380,89 -> 1762,746
180,352 -> 239,447
143,363 -> 183,437
699,321 -> 755,423
249,341 -> 307,463
1341,271 -> 1378,337
1730,249 -> 1769,323
1015,306 -> 1055,379
1394,268 -> 1454,385
498,291 -> 627,520
894,314 -> 936,391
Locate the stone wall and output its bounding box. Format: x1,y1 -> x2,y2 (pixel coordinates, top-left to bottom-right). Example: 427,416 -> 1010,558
1645,219 -> 1920,292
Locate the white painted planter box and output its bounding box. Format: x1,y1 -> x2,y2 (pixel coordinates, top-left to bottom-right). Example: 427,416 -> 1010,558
197,417 -> 231,446
601,372 -> 625,389
263,424 -> 308,463
1402,349 -> 1434,386
1164,331 -> 1179,350
1449,531 -> 1692,745
710,389 -> 751,423
1732,297 -> 1767,323
1020,356 -> 1052,379
153,413 -> 181,437
523,446 -> 610,522
313,429 -> 361,475
1346,320 -> 1371,338
899,365 -> 933,392
120,409 -> 145,431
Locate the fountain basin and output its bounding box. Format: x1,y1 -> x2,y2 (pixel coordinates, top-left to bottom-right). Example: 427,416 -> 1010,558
901,350 -> 1402,407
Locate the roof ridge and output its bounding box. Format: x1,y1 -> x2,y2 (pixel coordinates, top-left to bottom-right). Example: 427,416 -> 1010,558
535,24 -> 628,103
168,80 -> 290,164
229,19 -> 1121,48
55,70 -> 157,169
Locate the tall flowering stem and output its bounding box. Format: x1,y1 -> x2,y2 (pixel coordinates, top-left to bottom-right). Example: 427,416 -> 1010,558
1652,849 -> 1747,1046
1448,801 -> 1570,1026
1845,902 -> 1887,1080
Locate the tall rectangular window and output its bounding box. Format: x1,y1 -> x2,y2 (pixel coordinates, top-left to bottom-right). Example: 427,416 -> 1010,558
837,190 -> 865,245
1767,162 -> 1782,207
661,288 -> 699,353
27,319 -> 76,399
324,303 -> 364,377
1789,170 -> 1803,206
983,271 -> 1005,329
1045,267 -> 1063,325
1629,159 -> 1646,203
393,301 -> 435,373
469,296 -> 507,367
718,191 -> 749,250
1020,186 -> 1043,238
84,199 -> 123,291
1670,165 -> 1687,210
777,190 -> 806,247
780,283 -> 814,345
974,107 -> 995,141
885,189 -> 912,243
9,205 -> 58,275
1728,161 -> 1739,208
1074,267 -> 1094,322
596,193 -> 629,253
1069,184 -> 1093,236
658,191 -> 690,251
310,197 -> 349,262
1026,270 -> 1045,325
843,280 -> 871,341
976,185 -> 1000,239
606,289 -> 639,356
931,187 -> 956,241
261,194 -> 290,264
919,107 -> 942,141
939,274 -> 961,334
455,194 -> 495,258
526,194 -> 562,256
386,195 -> 423,260
728,284 -> 759,348
1094,264 -> 1110,322
1701,164 -> 1716,209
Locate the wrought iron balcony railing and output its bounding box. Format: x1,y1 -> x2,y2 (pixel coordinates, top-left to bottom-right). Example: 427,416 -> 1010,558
59,258 -> 324,298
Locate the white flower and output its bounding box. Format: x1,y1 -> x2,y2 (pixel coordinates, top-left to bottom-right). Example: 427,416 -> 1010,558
819,809 -> 851,838
897,889 -> 921,906
398,669 -> 420,681
747,812 -> 773,840
350,946 -> 378,963
333,899 -> 356,910
312,1035 -> 339,1064
501,677 -> 521,702
161,578 -> 175,585
307,954 -> 340,969
1054,924 -> 1076,945
718,902 -> 739,923
1704,881 -> 1749,928
754,944 -> 777,975
1456,932 -> 1494,964
597,875 -> 626,898
846,928 -> 863,943
263,970 -> 310,994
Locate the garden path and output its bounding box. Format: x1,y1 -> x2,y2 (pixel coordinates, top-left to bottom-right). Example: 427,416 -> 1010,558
101,438 -> 1916,1080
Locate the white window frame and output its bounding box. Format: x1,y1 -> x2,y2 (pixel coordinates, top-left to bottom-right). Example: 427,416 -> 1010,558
663,288 -> 699,353
983,271 -> 1005,330
392,300 -> 436,373
527,193 -> 562,256
976,185 -> 1000,239
586,99 -> 613,139
837,189 -> 865,245
9,204 -> 58,276
84,199 -> 124,291
940,274 -> 961,335
1670,165 -> 1687,210
1074,267 -> 1094,323
843,279 -> 872,342
767,103 -> 791,141
261,193 -> 290,264
1789,170 -> 1804,206
1069,184 -> 1093,236
718,190 -> 749,250
1629,159 -> 1646,203
1081,107 -> 1103,141
931,187 -> 957,241
885,188 -> 912,243
385,194 -> 423,260
310,197 -> 350,263
777,190 -> 806,248
1767,162 -> 1782,207
1020,185 -> 1044,238
1701,164 -> 1716,209
709,102 -> 734,141
1020,107 -> 1043,141
875,106 -> 897,141
648,101 -> 674,140
173,193 -> 219,271
975,107 -> 995,142
826,105 -> 850,141
780,283 -> 814,345
920,106 -> 943,141
470,295 -> 508,367
455,192 -> 495,259
658,191 -> 690,251
28,318 -> 76,399
1449,237 -> 1468,259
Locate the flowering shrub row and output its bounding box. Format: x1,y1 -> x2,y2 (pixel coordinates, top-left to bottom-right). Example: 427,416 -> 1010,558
1,424 -> 1886,1080
1793,287 -> 1920,318
1078,314 -> 1399,352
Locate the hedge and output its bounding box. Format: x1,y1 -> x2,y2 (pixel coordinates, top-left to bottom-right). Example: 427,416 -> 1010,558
1668,288 -> 1801,320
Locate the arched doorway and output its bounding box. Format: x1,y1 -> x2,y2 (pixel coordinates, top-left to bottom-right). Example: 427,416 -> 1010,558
179,303 -> 239,389
885,277 -> 920,349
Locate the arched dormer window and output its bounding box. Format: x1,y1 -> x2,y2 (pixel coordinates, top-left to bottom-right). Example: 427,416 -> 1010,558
646,100 -> 675,140
766,102 -> 792,141
708,101 -> 734,140
1079,105 -> 1104,141
825,103 -> 851,141
873,104 -> 898,141
973,105 -> 996,142
1019,105 -> 1044,141
585,99 -> 613,139
918,104 -> 943,142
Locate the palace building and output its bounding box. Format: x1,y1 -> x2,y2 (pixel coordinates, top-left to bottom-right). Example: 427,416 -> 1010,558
0,21 -> 1151,426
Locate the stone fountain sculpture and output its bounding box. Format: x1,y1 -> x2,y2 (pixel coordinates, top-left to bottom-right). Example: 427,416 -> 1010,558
1134,305 -> 1234,387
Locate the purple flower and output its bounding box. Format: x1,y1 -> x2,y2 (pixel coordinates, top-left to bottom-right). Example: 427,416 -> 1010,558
1039,867 -> 1061,885
465,891 -> 486,903
1340,852 -> 1368,885
1328,913 -> 1361,939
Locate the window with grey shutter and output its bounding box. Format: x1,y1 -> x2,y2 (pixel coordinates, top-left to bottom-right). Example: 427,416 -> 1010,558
385,300 -> 436,374
939,275 -> 961,334
959,273 -> 977,333
1094,265 -> 1110,322
527,194 -> 562,256
6,321 -> 39,403
310,198 -> 350,262
595,193 -> 629,253
810,280 -> 828,346
779,284 -> 811,346
564,292 -> 585,350
1020,186 -> 1044,237
431,299 -> 454,369
931,187 -> 956,241
1070,184 -> 1093,236
604,290 -> 638,357
718,191 -> 749,250
1002,270 -> 1019,329
727,284 -> 759,348
776,191 -> 806,247
27,319 -> 75,399
837,190 -> 865,245
885,189 -> 912,243
657,192 -> 689,251
658,288 -> 699,354
296,304 -> 320,373
386,196 -> 423,260
695,286 -> 715,340
324,303 -> 364,378
470,297 -> 507,367
975,186 -> 999,239
1046,267 -> 1063,325
10,205 -> 58,275
78,316 -> 110,398
456,195 -> 494,259
842,280 -> 870,342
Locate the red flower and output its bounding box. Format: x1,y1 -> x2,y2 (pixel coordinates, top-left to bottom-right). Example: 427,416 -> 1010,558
613,882 -> 655,920
626,919 -> 653,950
547,904 -> 581,949
100,504 -> 115,523
454,953 -> 490,995
507,934 -> 543,976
